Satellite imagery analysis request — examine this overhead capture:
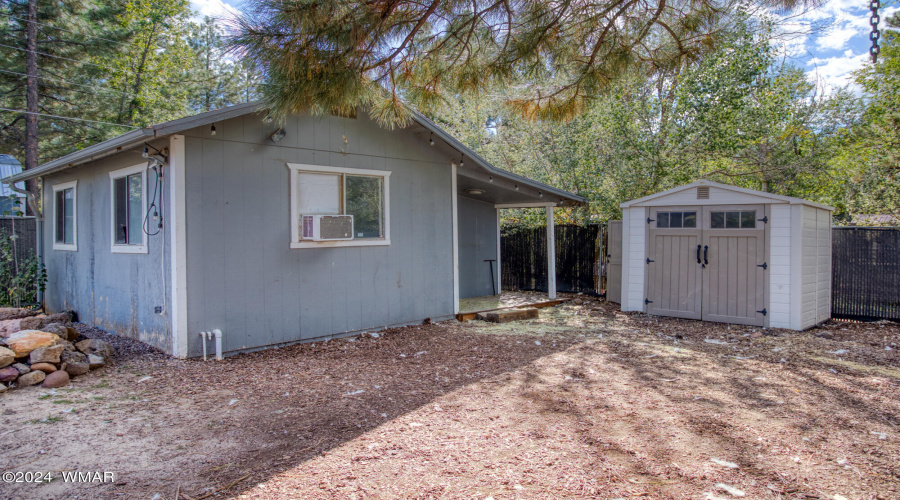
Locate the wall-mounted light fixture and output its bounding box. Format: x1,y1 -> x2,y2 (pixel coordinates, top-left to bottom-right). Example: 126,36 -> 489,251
489,175 -> 493,183
429,133 -> 434,146
515,184 -> 519,191
210,124 -> 216,136
459,155 -> 465,167
270,127 -> 286,143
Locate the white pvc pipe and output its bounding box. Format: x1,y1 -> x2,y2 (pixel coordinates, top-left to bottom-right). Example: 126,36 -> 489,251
213,329 -> 223,361
200,331 -> 208,361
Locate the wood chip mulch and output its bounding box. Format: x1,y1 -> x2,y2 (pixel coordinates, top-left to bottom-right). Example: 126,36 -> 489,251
1,299 -> 898,500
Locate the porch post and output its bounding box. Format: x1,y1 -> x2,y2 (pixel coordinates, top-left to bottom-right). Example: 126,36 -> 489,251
546,205 -> 556,299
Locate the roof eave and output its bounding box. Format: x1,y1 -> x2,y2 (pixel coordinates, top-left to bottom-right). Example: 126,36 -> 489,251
2,129 -> 155,184
411,111 -> 588,207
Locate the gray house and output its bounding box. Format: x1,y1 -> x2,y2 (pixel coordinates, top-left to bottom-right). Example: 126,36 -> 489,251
2,103 -> 585,358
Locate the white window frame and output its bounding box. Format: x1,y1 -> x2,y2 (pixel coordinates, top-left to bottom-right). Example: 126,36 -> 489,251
109,163 -> 148,254
52,180 -> 78,251
288,163 -> 391,249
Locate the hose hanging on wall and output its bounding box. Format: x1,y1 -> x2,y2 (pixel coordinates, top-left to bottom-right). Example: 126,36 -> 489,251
143,162 -> 163,236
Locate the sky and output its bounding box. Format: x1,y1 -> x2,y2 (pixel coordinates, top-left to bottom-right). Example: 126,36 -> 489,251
190,0 -> 898,93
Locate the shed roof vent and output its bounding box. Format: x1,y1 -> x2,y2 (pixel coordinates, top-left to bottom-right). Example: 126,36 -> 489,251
697,186 -> 710,199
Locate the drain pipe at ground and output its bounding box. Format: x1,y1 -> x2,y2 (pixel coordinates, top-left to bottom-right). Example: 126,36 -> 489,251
199,329 -> 223,361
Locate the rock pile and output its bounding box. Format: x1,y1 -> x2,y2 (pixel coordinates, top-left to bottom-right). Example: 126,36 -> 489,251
0,308 -> 112,393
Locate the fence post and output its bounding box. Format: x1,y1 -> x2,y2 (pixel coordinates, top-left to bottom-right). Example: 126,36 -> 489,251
546,206 -> 556,299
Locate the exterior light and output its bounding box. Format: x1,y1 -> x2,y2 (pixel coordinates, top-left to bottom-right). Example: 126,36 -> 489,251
210,124 -> 216,136
465,189 -> 485,195
270,127 -> 286,143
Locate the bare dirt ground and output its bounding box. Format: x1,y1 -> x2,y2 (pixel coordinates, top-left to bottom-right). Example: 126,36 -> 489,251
1,298 -> 898,500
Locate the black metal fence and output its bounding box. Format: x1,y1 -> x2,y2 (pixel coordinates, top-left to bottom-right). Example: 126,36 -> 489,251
832,227 -> 900,321
0,216 -> 37,261
500,224 -> 603,295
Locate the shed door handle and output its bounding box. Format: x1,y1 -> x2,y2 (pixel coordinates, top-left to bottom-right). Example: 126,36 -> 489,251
703,245 -> 709,266
696,244 -> 702,264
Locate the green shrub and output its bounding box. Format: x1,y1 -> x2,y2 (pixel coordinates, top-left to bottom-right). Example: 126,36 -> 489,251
0,228 -> 46,307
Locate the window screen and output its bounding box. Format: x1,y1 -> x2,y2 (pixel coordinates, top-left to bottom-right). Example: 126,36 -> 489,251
55,188 -> 74,244
710,210 -> 756,228
345,175 -> 383,238
297,172 -> 341,214
113,173 -> 143,245
656,211 -> 697,228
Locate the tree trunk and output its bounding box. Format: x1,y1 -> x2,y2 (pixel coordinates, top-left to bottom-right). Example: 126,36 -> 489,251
24,0 -> 39,217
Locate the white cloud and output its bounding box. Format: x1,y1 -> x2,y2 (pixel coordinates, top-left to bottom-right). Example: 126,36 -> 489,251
816,24 -> 861,51
191,0 -> 241,21
806,51 -> 868,91
769,0 -> 898,90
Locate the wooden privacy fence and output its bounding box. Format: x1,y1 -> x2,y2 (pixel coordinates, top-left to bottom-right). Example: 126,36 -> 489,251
832,227 -> 900,322
500,224 -> 604,295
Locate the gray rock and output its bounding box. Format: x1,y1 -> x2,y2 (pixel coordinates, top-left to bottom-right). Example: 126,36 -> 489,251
57,340 -> 75,353
75,339 -> 113,360
0,383 -> 7,394
29,344 -> 65,364
0,366 -> 18,382
87,354 -> 105,370
61,351 -> 89,376
0,346 -> 14,368
41,370 -> 70,388
17,370 -> 45,386
12,363 -> 30,374
0,308 -> 40,321
41,323 -> 77,341
17,312 -> 73,332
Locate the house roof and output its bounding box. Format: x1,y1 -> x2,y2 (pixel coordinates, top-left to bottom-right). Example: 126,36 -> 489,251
619,180 -> 834,211
1,102 -> 587,207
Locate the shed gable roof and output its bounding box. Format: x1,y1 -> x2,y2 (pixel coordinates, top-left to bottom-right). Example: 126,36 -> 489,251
619,180 -> 833,211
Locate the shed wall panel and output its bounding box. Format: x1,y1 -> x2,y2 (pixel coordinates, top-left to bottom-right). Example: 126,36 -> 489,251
767,204 -> 793,328
621,206 -> 647,311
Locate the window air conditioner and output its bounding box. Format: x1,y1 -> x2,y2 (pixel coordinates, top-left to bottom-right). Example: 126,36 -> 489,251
301,214 -> 354,241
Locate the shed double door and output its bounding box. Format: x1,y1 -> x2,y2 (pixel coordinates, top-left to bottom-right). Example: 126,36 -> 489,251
647,205 -> 766,326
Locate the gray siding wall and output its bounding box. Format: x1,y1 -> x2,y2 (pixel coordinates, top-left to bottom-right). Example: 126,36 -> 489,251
457,196 -> 498,299
42,154 -> 172,352
800,206 -> 832,329
181,111 -> 455,356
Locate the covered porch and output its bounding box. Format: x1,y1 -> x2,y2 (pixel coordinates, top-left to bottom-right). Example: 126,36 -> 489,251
401,115 -> 587,314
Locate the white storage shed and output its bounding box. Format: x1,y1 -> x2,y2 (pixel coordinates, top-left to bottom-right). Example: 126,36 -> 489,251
616,180 -> 833,330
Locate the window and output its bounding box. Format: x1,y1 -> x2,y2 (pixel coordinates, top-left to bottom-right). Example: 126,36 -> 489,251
710,210 -> 756,229
52,181 -> 77,251
109,164 -> 147,253
656,211 -> 697,228
288,164 -> 391,248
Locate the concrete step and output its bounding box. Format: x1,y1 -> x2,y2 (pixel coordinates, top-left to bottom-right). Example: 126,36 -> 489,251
475,307 -> 539,323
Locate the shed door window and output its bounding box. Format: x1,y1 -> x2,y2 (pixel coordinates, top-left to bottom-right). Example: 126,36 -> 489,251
113,173 -> 143,245
55,188 -> 74,244
710,210 -> 756,229
656,211 -> 697,228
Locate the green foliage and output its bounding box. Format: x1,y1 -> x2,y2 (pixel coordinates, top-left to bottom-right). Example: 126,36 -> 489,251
846,12 -> 900,218
0,1 -> 262,173
227,0 -> 806,127
0,228 -> 46,308
433,17 -> 871,223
